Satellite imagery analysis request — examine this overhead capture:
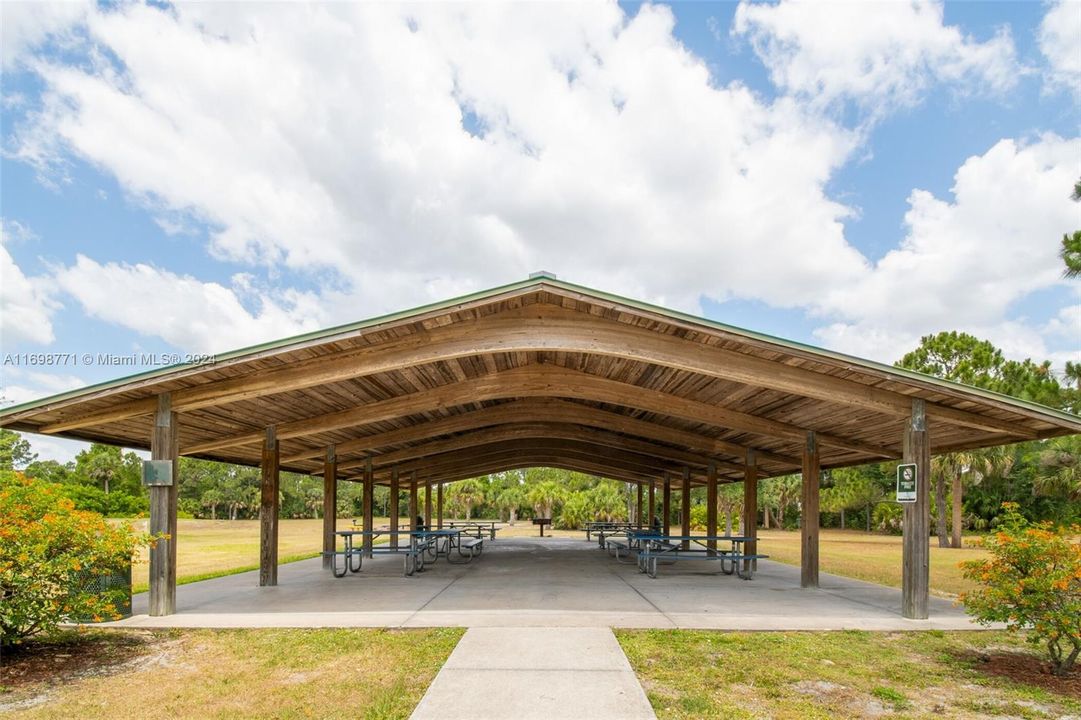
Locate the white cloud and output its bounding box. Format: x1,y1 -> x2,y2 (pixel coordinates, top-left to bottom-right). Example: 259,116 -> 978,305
813,135 -> 1081,364
10,1 -> 866,320
1,367 -> 85,406
3,1 -> 1077,375
0,0 -> 90,69
733,0 -> 1022,114
1038,0 -> 1081,98
0,220 -> 59,345
22,433 -> 90,465
1043,302 -> 1081,340
52,256 -> 326,354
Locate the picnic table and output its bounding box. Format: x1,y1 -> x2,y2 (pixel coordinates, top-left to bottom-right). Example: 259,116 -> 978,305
603,529 -> 662,563
327,528 -> 484,578
447,520 -> 499,540
635,535 -> 768,580
594,524 -> 643,549
585,521 -> 635,542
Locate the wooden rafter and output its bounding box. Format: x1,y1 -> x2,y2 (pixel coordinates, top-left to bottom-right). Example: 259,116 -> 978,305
280,398 -> 798,468
328,423 -> 743,475
35,306 -> 1035,438
182,364 -> 898,457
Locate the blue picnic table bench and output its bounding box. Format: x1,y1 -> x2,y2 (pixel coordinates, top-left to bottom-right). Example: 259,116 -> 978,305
447,521 -> 499,540
603,529 -> 663,562
327,528 -> 484,578
632,535 -> 768,580
585,521 -> 635,542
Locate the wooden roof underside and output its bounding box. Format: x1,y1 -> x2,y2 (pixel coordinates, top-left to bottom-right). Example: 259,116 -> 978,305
3,281 -> 1079,489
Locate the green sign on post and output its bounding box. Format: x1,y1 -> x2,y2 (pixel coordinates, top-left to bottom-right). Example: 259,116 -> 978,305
142,459 -> 173,487
896,463 -> 917,503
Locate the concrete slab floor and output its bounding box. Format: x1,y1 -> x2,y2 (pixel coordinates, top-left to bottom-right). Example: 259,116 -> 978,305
409,627 -> 656,720
111,536 -> 979,630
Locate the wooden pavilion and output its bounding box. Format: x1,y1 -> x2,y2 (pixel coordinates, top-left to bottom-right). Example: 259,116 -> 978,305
3,273 -> 1078,620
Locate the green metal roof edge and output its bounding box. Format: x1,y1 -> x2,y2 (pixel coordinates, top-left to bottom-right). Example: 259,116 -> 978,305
2,272 -> 1079,428
0,275 -> 545,417
542,277 -> 1081,427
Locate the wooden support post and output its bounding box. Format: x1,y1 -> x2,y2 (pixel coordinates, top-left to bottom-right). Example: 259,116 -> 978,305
363,457 -> 374,558
706,462 -> 717,554
636,482 -> 644,528
437,481 -> 444,529
662,473 -> 671,536
424,475 -> 432,528
743,449 -> 758,573
409,476 -> 418,531
801,431 -> 820,588
648,478 -> 656,528
903,398 -> 931,619
149,394 -> 178,616
322,445 -> 336,570
389,467 -> 400,549
681,466 -> 691,549
259,426 -> 279,587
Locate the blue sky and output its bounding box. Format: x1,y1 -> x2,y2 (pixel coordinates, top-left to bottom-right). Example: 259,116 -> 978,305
1,1 -> 1079,462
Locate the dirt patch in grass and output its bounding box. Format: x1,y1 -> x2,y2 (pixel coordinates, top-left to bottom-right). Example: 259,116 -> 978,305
957,648 -> 1081,699
0,631 -> 171,711
2,627 -> 463,720
617,629 -> 1081,720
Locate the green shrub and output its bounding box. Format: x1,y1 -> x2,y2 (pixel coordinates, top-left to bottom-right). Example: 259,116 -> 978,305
872,502 -> 902,533
959,502 -> 1081,676
0,473 -> 153,645
689,504 -> 707,531
57,484 -> 149,517
556,492 -> 591,529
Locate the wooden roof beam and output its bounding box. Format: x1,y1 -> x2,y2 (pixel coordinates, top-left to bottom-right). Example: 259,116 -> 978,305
328,423 -> 743,475
280,398 -> 797,468
370,446 -> 699,486
182,364 -> 897,458
35,307 -> 1035,439
400,458 -> 660,488
366,438 -> 702,481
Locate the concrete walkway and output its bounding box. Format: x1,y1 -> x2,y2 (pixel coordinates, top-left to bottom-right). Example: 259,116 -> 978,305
409,627 -> 656,720
112,536 -> 978,630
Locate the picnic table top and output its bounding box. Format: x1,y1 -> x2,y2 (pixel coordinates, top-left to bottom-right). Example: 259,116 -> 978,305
642,535 -> 755,543
335,528 -> 461,537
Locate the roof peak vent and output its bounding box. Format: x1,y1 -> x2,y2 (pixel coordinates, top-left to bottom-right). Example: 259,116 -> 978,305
529,270 -> 557,280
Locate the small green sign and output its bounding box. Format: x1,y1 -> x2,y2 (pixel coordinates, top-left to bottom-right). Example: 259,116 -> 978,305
142,460 -> 173,487
896,463 -> 917,503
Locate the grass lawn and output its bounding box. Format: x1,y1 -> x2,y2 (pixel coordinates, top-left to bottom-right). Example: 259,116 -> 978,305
757,528 -> 987,597
0,627 -> 463,720
126,518 -> 339,593
124,517 -> 581,592
123,520 -> 982,598
617,629 -> 1081,720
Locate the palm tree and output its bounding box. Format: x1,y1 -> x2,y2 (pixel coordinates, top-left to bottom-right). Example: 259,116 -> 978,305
495,486 -> 525,524
528,480 -> 565,520
933,447 -> 1014,548
588,482 -> 626,522
557,492 -> 591,530
1061,178 -> 1081,278
1036,435 -> 1081,501
451,479 -> 486,520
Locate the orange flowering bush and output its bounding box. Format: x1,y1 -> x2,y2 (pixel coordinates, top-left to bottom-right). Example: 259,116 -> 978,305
0,472 -> 152,645
959,502 -> 1081,676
